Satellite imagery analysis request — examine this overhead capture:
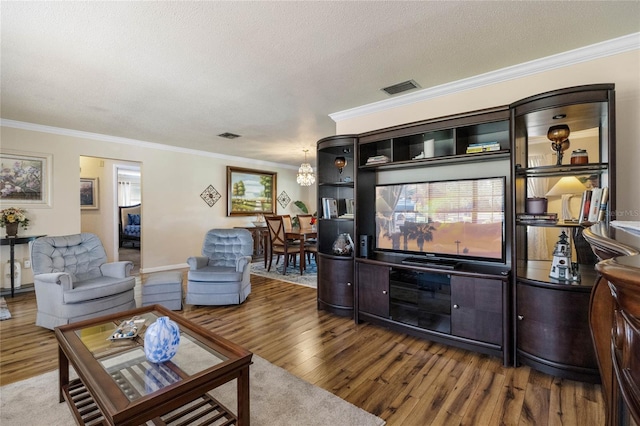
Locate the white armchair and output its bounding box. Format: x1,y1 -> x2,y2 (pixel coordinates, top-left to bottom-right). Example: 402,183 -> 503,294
31,233 -> 136,330
186,228 -> 253,305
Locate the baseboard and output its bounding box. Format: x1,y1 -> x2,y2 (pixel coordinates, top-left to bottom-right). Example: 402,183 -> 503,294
140,263 -> 188,274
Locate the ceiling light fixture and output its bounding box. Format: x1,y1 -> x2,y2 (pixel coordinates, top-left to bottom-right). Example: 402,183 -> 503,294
296,149 -> 315,187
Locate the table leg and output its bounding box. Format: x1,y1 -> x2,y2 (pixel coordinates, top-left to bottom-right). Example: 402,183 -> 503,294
299,236 -> 306,275
58,346 -> 69,403
237,366 -> 250,425
264,232 -> 269,268
9,240 -> 15,298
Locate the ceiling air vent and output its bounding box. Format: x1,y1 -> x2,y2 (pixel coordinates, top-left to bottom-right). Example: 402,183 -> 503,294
218,132 -> 241,139
381,80 -> 421,96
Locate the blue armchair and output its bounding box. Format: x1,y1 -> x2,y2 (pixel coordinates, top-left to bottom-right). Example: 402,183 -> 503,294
31,233 -> 136,330
186,228 -> 253,306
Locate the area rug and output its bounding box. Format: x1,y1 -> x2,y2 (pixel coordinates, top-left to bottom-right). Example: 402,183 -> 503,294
0,297 -> 10,320
250,260 -> 317,288
0,355 -> 384,426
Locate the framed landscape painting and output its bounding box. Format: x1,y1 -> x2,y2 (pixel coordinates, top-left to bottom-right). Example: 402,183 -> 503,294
80,177 -> 99,210
227,166 -> 276,216
0,151 -> 52,207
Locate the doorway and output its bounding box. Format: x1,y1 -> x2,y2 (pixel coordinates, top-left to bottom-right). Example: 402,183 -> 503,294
117,166 -> 141,275
79,156 -> 142,274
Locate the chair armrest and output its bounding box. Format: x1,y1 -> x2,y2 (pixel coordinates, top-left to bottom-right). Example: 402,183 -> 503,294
34,272 -> 73,291
100,261 -> 133,278
187,256 -> 209,270
236,255 -> 252,272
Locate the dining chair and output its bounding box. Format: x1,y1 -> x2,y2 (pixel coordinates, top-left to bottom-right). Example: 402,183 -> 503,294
297,214 -> 317,264
265,216 -> 301,275
281,215 -> 293,232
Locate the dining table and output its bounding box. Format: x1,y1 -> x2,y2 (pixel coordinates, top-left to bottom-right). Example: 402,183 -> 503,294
263,226 -> 317,275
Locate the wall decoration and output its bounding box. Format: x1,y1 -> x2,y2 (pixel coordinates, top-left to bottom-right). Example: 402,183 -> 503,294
80,177 -> 99,210
0,151 -> 52,207
200,184 -> 221,207
278,191 -> 291,209
227,166 -> 276,216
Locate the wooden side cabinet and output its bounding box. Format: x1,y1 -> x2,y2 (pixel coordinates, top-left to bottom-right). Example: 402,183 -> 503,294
317,254 -> 353,317
357,263 -> 389,318
451,276 -> 503,345
516,281 -> 599,382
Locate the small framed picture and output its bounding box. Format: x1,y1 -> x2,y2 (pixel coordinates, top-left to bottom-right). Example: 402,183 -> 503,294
80,177 -> 99,210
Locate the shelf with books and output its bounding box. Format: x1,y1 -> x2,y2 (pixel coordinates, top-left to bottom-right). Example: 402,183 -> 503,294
357,106 -> 510,169
317,135 -> 357,318
511,84 -> 615,383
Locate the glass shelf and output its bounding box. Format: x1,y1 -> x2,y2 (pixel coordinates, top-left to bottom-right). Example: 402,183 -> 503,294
515,163 -> 608,178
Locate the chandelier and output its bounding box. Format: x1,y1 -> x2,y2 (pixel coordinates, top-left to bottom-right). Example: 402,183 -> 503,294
296,149 -> 315,186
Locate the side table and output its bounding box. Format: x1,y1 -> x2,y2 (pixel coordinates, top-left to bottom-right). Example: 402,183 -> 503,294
0,234 -> 45,297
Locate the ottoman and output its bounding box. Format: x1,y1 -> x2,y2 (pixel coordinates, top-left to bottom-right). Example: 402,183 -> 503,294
142,271 -> 183,310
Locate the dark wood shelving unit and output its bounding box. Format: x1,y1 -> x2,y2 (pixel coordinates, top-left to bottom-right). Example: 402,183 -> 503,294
315,84 -> 616,381
512,84 -> 616,383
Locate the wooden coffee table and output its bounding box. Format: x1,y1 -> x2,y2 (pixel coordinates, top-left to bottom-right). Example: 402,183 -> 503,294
54,305 -> 252,425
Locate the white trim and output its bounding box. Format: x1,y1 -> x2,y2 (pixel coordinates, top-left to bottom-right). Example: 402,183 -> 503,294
330,32 -> 640,122
0,119 -> 299,171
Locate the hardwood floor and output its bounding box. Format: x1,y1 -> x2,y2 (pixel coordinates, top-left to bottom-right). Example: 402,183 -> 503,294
0,273 -> 604,425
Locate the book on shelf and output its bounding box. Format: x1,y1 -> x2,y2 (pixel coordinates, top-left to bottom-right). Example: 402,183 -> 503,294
322,197 -> 338,219
579,186 -> 609,224
597,187 -> 609,222
339,213 -> 354,219
578,190 -> 593,224
587,187 -> 604,223
345,198 -> 355,215
516,212 -> 557,225
465,142 -> 501,154
517,213 -> 558,221
366,155 -> 390,165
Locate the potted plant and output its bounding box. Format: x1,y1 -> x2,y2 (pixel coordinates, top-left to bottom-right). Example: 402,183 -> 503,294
292,201 -> 317,228
0,207 -> 30,237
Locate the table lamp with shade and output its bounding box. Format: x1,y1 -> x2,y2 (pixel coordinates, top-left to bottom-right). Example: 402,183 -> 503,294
545,176 -> 586,222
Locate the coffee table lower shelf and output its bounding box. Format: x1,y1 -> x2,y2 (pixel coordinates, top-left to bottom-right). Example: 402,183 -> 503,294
63,378 -> 238,426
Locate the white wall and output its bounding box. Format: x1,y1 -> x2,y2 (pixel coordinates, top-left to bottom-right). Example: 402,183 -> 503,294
334,49 -> 640,215
0,125 -> 316,283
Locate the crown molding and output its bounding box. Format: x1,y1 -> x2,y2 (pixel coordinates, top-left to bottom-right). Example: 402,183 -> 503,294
330,32 -> 640,122
0,119 -> 299,170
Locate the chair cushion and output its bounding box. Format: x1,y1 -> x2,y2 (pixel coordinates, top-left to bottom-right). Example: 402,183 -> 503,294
63,276 -> 136,304
188,266 -> 242,282
128,213 -> 141,225
32,233 -> 108,282
201,229 -> 253,268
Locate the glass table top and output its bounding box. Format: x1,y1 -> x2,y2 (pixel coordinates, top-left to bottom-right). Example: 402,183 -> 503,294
73,311 -> 227,400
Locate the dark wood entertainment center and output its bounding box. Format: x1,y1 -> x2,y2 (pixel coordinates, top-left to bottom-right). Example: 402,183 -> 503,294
317,84 -> 616,381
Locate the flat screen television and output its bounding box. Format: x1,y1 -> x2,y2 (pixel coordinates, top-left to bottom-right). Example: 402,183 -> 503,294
375,176 -> 506,264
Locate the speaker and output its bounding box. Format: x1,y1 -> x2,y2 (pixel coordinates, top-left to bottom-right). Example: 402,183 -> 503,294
359,235 -> 370,258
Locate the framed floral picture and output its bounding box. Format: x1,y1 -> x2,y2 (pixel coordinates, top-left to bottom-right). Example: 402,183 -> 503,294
80,177 -> 99,210
227,166 -> 276,216
0,151 -> 52,207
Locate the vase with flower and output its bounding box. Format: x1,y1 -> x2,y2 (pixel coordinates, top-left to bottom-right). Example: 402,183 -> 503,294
0,207 -> 30,237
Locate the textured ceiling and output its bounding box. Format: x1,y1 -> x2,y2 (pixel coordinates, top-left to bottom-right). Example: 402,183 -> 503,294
1,1 -> 639,167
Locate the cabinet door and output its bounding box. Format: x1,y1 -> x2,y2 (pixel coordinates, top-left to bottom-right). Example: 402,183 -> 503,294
516,282 -> 597,369
450,276 -> 503,345
317,255 -> 353,311
357,263 -> 389,317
